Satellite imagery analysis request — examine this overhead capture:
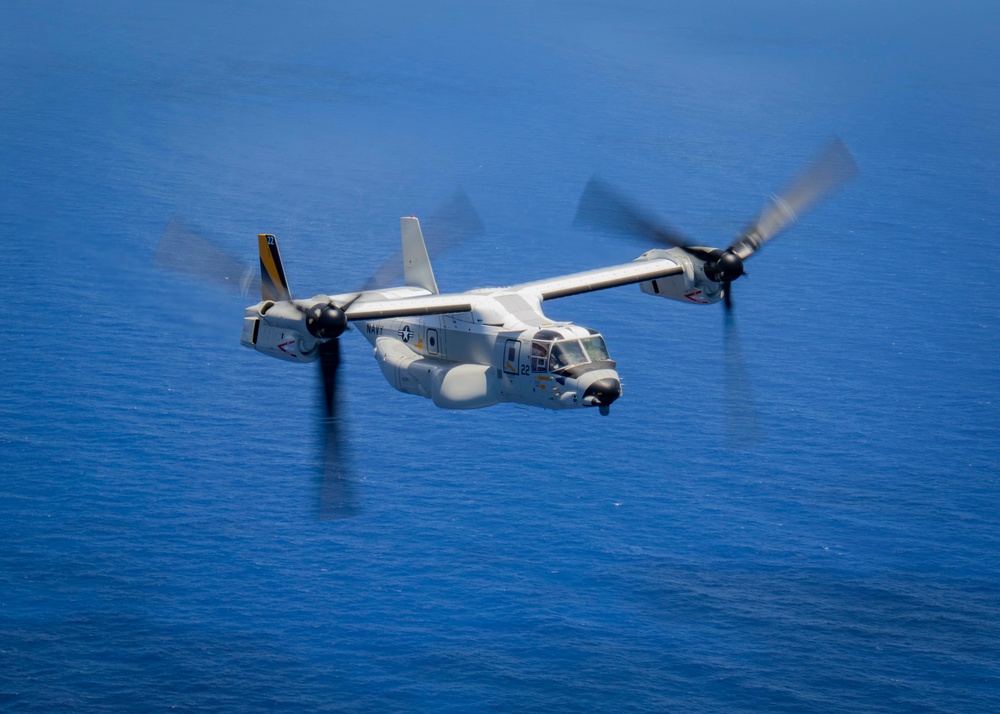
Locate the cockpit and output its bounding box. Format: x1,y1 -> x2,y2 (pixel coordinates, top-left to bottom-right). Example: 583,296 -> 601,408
530,329 -> 614,376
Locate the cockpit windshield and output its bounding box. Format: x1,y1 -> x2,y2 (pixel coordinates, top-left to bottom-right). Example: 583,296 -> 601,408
549,340 -> 588,371
534,336 -> 611,373
580,335 -> 610,362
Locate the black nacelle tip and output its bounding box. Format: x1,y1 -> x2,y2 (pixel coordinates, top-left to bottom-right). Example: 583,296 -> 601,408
584,377 -> 622,407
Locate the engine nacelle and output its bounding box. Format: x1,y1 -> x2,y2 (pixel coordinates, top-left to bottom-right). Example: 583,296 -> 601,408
374,337 -> 500,409
240,301 -> 320,362
636,248 -> 724,305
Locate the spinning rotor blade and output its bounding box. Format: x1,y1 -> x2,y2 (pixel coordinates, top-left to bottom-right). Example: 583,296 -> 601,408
731,137 -> 859,259
724,309 -> 760,447
305,293 -> 362,519
574,178 -> 712,258
319,333 -> 340,418
572,141 -> 857,449
156,217 -> 371,517
155,218 -> 260,298
422,188 -> 486,256
317,338 -> 358,519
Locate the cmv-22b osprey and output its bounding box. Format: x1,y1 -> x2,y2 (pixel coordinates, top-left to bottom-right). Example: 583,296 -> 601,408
239,139 -> 857,419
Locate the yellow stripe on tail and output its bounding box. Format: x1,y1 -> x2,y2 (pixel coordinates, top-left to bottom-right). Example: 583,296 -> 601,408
258,234 -> 292,302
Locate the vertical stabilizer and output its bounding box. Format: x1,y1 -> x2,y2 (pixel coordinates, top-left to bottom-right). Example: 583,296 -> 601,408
258,234 -> 292,302
400,217 -> 439,294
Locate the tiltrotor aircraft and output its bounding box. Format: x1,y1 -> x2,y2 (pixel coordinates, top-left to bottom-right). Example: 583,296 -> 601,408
160,139 -> 855,516
239,139 -> 857,423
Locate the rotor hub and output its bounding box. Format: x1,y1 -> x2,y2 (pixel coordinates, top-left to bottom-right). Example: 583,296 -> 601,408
305,303 -> 348,339
704,249 -> 744,284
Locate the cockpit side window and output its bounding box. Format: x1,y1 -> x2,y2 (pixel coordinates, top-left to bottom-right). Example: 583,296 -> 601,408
531,341 -> 549,372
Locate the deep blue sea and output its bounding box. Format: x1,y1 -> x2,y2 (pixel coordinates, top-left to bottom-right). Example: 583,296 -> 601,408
3,1 -> 1000,711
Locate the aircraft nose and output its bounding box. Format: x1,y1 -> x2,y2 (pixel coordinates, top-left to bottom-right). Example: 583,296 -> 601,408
583,377 -> 621,412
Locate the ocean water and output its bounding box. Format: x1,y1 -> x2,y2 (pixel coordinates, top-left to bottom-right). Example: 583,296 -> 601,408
2,1 -> 999,711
